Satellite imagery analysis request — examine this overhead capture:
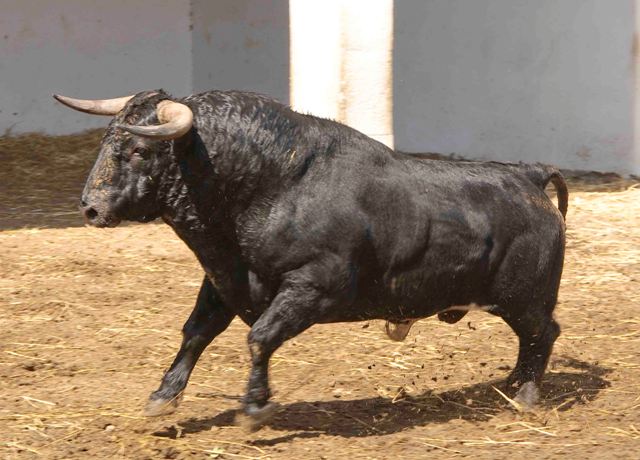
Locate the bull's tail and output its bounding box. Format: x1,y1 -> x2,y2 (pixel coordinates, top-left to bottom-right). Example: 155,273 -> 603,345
520,164 -> 568,220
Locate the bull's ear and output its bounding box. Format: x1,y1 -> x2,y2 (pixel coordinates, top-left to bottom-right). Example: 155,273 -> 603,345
53,94 -> 133,115
118,101 -> 193,140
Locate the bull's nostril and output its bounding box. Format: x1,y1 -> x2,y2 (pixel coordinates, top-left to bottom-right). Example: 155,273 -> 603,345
84,207 -> 98,220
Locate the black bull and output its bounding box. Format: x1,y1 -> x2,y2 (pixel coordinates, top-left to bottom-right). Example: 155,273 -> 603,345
55,90 -> 567,429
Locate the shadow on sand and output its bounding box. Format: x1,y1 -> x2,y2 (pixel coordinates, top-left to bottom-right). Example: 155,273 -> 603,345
169,356 -> 610,444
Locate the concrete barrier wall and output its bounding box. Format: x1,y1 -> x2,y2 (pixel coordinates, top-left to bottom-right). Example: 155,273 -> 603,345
1,0 -> 192,134
1,0 -> 288,135
2,0 -> 638,173
393,0 -> 637,174
191,0 -> 289,103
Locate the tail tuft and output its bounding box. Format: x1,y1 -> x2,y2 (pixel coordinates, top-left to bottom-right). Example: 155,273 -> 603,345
521,164 -> 568,220
548,171 -> 568,220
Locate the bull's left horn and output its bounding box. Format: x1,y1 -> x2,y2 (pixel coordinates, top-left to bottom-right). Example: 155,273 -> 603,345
53,94 -> 134,115
118,100 -> 193,140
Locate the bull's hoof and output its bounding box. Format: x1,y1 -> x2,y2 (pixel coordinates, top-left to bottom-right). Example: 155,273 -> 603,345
513,381 -> 540,410
235,402 -> 280,432
143,394 -> 183,417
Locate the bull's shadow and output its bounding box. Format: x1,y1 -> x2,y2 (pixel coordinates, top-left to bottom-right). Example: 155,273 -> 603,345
176,356 -> 610,443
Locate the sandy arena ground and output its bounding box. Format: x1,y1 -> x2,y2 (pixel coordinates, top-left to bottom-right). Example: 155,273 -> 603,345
1,132 -> 640,459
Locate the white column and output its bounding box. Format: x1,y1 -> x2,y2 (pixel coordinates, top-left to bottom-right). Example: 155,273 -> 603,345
289,0 -> 394,148
340,0 -> 394,148
635,0 -> 640,174
289,0 -> 343,119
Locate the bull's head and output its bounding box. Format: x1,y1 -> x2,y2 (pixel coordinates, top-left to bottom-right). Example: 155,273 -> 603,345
53,90 -> 193,227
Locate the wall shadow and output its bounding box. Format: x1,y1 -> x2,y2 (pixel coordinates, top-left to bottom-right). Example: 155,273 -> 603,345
172,356 -> 610,444
0,130 -> 103,230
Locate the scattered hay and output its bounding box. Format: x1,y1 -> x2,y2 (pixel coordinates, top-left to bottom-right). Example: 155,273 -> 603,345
2,132 -> 640,457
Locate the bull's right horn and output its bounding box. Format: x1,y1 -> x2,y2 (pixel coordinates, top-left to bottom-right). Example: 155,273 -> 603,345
53,94 -> 134,116
118,100 -> 193,140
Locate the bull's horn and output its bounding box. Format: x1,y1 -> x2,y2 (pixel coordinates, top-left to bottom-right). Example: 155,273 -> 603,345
118,100 -> 193,140
53,94 -> 134,115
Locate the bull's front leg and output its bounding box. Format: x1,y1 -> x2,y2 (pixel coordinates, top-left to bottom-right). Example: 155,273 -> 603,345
144,276 -> 235,416
237,264 -> 338,431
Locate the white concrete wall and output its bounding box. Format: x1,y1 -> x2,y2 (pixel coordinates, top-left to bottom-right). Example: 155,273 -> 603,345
1,0 -> 289,134
191,0 -> 289,103
394,0 -> 637,173
0,0 -> 193,134
3,0 -> 638,173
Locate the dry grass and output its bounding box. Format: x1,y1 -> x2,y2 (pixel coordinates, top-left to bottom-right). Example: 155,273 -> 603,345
1,133 -> 640,458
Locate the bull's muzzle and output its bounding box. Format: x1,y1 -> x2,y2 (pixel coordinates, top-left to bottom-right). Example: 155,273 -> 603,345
80,200 -> 121,228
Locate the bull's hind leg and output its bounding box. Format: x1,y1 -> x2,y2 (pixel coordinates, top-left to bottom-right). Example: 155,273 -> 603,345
491,231 -> 564,408
144,276 -> 235,416
502,308 -> 560,407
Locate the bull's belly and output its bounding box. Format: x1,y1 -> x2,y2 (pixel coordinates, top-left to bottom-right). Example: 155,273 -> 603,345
317,287 -> 493,323
316,266 -> 492,323
315,299 -> 494,324
384,272 -> 489,312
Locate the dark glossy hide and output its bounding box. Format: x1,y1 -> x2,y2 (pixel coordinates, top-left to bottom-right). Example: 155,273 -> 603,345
77,89 -> 567,425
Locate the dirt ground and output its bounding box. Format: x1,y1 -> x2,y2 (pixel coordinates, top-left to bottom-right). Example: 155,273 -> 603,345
2,131 -> 640,459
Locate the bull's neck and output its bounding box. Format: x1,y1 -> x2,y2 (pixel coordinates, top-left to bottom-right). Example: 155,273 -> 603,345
158,98 -> 320,236
158,141 -> 248,300
210,116 -> 295,208
158,135 -> 226,235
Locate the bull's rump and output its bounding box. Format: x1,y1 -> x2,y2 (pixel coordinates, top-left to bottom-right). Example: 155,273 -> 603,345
344,159 -> 565,320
